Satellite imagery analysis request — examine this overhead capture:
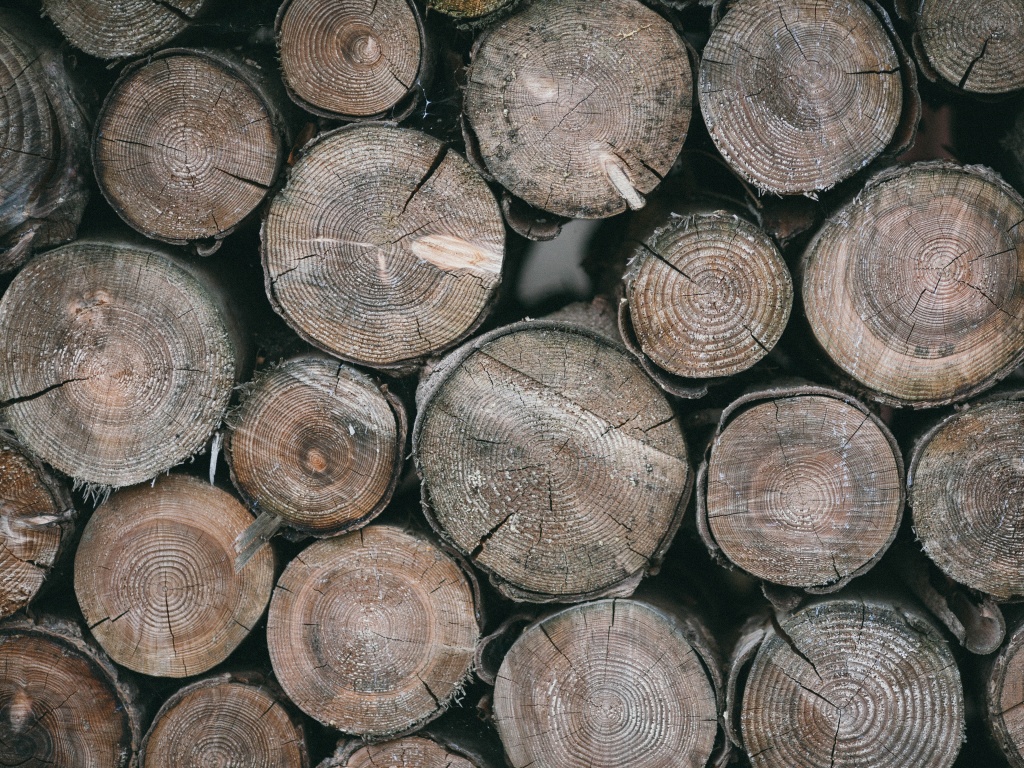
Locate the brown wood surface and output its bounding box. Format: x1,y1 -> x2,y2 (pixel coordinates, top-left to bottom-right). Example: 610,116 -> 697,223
989,616 -> 1024,768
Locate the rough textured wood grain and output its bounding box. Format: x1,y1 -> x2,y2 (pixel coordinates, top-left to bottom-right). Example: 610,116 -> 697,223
909,395 -> 1024,600
320,736 -> 478,768
228,353 -> 406,537
41,0 -> 214,59
493,598 -> 719,768
426,0 -> 517,21
698,386 -> 903,591
94,49 -> 285,249
140,673 -> 309,768
277,0 -> 427,119
0,432 -> 73,621
75,475 -> 275,678
803,162 -> 1024,408
266,525 -> 480,738
988,616 -> 1024,768
623,210 -> 792,379
0,615 -> 140,768
741,597 -> 964,768
0,9 -> 90,273
414,316 -> 692,603
463,0 -> 692,218
263,123 -> 504,370
699,0 -> 903,194
0,240 -> 241,488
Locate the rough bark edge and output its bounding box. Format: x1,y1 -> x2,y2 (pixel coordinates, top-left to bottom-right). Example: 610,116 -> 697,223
695,381 -> 906,592
412,309 -> 693,604
275,0 -> 435,122
93,47 -> 290,253
0,8 -> 92,274
988,615 -> 1024,768
138,671 -> 310,768
224,353 -> 408,538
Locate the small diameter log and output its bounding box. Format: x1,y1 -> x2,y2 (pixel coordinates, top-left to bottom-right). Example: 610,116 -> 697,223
320,736 -> 484,768
0,432 -> 74,621
493,598 -> 719,768
988,616 -> 1024,767
262,123 -> 505,371
622,210 -> 793,381
140,673 -> 309,768
227,353 -> 406,537
277,0 -> 429,120
906,0 -> 1024,94
908,395 -> 1024,600
0,615 -> 141,768
75,475 -> 275,678
463,0 -> 692,218
802,162 -> 1024,408
0,240 -> 242,488
94,49 -> 286,250
266,525 -> 480,738
41,0 -> 215,59
698,385 -> 903,591
426,0 -> 517,22
740,597 -> 964,768
699,0 -> 903,195
0,10 -> 90,273
413,314 -> 692,603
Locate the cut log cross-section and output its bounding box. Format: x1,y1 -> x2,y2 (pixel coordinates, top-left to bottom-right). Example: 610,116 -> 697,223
320,736 -> 482,768
426,0 -> 517,21
988,616 -> 1024,768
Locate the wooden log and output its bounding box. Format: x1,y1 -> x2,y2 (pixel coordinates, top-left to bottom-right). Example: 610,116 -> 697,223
0,615 -> 141,768
41,0 -> 217,59
908,392 -> 1024,600
462,0 -> 693,218
493,597 -> 720,768
413,307 -> 692,603
262,122 -> 505,371
94,48 -> 287,251
901,0 -> 1024,95
277,0 -> 430,120
696,384 -> 904,591
0,239 -> 244,488
738,596 -> 964,768
802,162 -> 1024,408
0,431 -> 74,621
425,0 -> 518,23
0,9 -> 90,274
266,524 -> 481,738
699,0 -> 906,195
74,474 -> 275,678
227,353 -> 406,537
988,615 -> 1024,768
140,672 -> 309,768
319,734 -> 494,768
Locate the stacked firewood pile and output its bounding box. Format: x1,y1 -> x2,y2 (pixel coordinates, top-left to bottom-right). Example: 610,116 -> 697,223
3,0 -> 1024,765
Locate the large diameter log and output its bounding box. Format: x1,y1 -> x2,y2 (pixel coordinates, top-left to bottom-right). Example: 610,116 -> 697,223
227,353 -> 406,537
413,314 -> 692,603
988,616 -> 1024,767
277,0 -> 429,120
0,432 -> 74,621
0,240 -> 242,488
697,385 -> 903,591
0,10 -> 90,274
908,394 -> 1024,600
94,49 -> 286,250
699,0 -> 904,195
493,598 -> 719,768
41,0 -> 215,59
140,673 -> 308,768
740,597 -> 964,767
266,525 -> 481,738
622,210 -> 792,381
463,0 -> 692,218
75,475 -> 275,678
262,123 -> 505,371
0,615 -> 141,768
802,162 -> 1024,408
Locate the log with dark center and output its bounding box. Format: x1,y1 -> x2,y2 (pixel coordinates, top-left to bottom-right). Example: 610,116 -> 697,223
266,525 -> 480,738
699,0 -> 904,195
988,616 -> 1024,768
0,240 -> 242,488
802,162 -> 1024,408
463,0 -> 692,218
74,475 -> 275,678
262,123 -> 505,370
